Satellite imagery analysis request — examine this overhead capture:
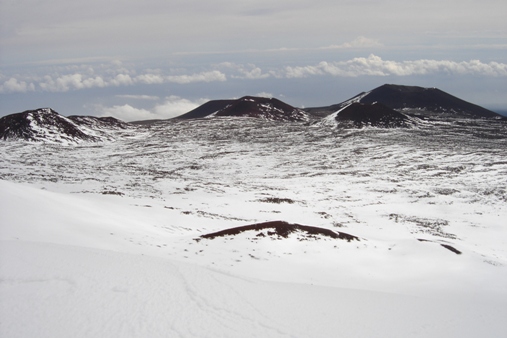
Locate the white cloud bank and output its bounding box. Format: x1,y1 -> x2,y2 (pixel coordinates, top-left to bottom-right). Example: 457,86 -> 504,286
115,94 -> 159,100
2,55 -> 506,94
282,55 -> 507,78
99,96 -> 209,122
99,104 -> 153,122
0,68 -> 227,93
152,96 -> 208,118
322,36 -> 383,50
219,62 -> 271,80
166,71 -> 227,84
0,78 -> 36,93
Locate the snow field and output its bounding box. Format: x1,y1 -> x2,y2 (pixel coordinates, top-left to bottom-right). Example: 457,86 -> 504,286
1,117 -> 507,337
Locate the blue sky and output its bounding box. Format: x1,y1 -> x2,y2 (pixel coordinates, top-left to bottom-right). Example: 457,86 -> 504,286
1,0 -> 506,120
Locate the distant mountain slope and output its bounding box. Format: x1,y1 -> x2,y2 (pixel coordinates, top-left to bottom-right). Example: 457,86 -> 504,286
68,115 -> 131,130
333,102 -> 417,128
360,84 -> 500,118
307,84 -> 502,119
178,96 -> 308,122
0,108 -> 132,144
176,100 -> 234,119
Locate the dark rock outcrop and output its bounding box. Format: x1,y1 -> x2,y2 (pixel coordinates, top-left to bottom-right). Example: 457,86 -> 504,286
199,220 -> 360,242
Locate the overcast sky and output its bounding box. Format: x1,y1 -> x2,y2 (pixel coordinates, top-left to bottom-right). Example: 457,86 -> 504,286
1,0 -> 506,120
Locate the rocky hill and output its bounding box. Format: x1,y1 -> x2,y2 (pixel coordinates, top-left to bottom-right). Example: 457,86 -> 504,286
178,96 -> 308,122
306,84 -> 503,119
0,108 -> 132,144
332,102 -> 417,128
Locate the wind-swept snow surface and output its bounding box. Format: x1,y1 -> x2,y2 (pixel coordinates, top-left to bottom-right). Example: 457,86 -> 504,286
2,240 -> 506,338
1,117 -> 507,337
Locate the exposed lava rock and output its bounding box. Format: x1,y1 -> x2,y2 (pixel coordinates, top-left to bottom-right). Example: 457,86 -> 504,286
178,96 -> 308,122
417,239 -> 462,255
199,221 -> 360,241
336,102 -> 415,128
440,244 -> 462,255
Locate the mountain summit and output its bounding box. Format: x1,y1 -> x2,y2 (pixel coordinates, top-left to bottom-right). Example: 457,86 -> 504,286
307,84 -> 502,119
356,84 -> 500,118
178,96 -> 308,122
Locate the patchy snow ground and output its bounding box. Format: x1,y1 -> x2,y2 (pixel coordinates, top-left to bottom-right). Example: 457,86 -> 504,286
1,117 -> 507,337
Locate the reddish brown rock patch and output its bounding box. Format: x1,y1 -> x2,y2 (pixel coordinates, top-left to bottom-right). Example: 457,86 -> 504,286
200,221 -> 360,242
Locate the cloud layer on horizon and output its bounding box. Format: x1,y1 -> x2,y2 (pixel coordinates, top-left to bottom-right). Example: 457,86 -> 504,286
97,96 -> 209,121
2,1 -> 506,119
2,55 -> 506,94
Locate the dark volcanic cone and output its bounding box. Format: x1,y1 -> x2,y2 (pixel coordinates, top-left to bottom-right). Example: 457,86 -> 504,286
359,84 -> 500,118
0,108 -> 131,143
336,102 -> 415,128
307,84 -> 502,119
178,96 -> 308,122
199,220 -> 360,242
0,108 -> 97,142
176,100 -> 235,119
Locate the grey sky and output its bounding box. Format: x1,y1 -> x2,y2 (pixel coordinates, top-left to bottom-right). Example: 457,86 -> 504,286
1,0 -> 506,120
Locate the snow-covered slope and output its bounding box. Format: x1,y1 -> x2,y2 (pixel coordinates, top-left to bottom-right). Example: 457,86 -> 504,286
2,180 -> 506,337
1,116 -> 507,337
